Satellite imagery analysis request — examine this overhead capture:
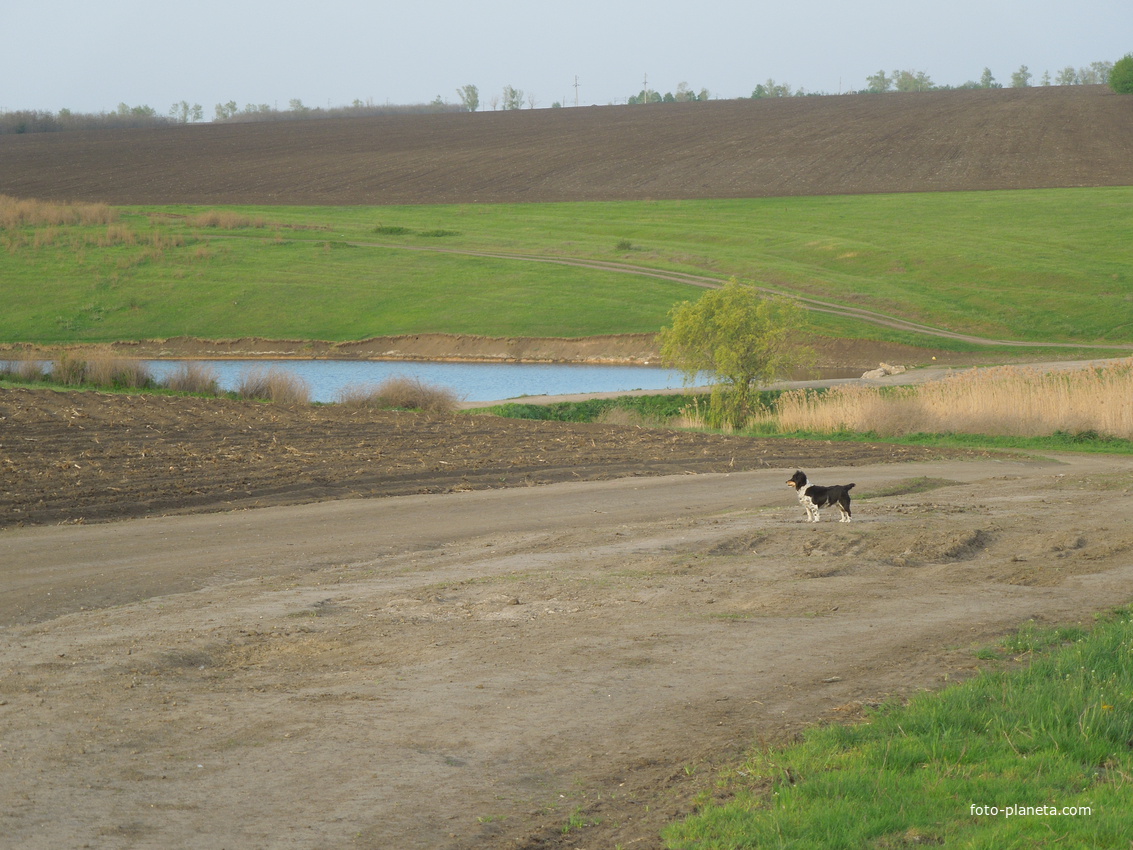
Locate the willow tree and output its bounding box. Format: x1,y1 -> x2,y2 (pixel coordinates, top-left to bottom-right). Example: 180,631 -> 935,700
658,279 -> 812,428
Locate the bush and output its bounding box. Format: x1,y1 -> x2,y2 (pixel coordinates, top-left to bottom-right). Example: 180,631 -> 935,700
1110,53 -> 1133,94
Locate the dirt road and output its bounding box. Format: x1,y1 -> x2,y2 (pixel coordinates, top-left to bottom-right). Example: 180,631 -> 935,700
3,449 -> 1132,849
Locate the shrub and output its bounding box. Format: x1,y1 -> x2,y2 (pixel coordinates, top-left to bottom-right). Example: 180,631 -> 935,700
1110,53 -> 1133,94
163,362 -> 220,395
237,366 -> 311,404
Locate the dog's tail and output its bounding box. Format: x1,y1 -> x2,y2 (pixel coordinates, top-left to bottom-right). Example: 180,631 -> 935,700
847,483 -> 856,491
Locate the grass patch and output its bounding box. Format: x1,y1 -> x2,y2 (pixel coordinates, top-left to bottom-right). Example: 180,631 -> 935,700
0,188 -> 1130,349
473,393 -> 705,423
664,608 -> 1133,849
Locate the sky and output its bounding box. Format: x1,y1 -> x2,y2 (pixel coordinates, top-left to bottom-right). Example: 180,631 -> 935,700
4,0 -> 1130,115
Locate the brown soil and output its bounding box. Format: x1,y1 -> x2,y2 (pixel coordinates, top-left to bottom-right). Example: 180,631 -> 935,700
3,387 -> 1133,848
3,87 -> 1132,206
2,333 -> 1043,372
0,387 -> 975,536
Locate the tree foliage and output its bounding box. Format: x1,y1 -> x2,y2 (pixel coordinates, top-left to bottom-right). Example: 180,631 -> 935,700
751,79 -> 792,98
628,82 -> 708,104
1110,54 -> 1133,94
658,279 -> 813,428
456,84 -> 479,112
501,85 -> 524,110
1010,65 -> 1033,88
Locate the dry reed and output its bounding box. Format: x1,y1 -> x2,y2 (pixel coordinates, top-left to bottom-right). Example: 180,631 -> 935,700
84,354 -> 154,389
761,359 -> 1133,439
187,210 -> 266,229
0,353 -> 48,383
237,367 -> 311,404
337,376 -> 458,413
51,353 -> 88,385
0,195 -> 116,228
163,362 -> 220,395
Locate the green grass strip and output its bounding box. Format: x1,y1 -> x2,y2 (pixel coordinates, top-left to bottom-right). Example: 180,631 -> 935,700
664,609 -> 1133,849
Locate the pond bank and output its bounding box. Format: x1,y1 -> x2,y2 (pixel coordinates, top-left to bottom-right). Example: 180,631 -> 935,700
1,333 -> 977,369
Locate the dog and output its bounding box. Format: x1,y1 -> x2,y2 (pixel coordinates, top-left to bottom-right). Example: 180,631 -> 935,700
786,470 -> 855,523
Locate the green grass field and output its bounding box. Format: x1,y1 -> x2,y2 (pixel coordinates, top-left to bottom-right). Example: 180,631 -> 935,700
2,187 -> 1131,351
663,608 -> 1133,849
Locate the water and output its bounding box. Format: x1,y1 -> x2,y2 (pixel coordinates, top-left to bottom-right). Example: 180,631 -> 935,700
145,359 -> 693,404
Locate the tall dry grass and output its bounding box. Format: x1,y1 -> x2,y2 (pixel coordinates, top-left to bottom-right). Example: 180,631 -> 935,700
187,210 -> 266,229
0,195 -> 117,228
336,376 -> 458,413
163,362 -> 220,395
0,353 -> 48,383
237,367 -> 311,404
83,354 -> 155,389
760,359 -> 1133,439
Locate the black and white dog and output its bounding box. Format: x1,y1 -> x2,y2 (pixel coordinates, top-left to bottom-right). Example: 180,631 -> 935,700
786,470 -> 855,523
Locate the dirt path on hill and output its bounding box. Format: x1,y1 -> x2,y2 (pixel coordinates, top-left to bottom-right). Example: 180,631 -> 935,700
3,431 -> 1132,848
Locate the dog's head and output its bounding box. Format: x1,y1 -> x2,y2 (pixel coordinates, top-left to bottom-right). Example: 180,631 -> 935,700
786,470 -> 807,490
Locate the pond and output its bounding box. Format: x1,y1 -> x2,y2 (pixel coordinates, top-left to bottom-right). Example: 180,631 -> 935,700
144,359 -> 695,405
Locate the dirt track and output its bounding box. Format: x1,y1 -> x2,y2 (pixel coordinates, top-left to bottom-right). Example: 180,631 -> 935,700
3,442 -> 1133,849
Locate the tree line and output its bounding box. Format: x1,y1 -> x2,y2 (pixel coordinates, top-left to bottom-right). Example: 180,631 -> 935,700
3,55 -> 1128,135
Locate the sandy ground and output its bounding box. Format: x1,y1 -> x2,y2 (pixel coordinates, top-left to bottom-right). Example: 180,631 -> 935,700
3,451 -> 1133,849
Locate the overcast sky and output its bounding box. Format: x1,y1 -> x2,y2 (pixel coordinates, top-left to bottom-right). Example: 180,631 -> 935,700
4,0 -> 1130,115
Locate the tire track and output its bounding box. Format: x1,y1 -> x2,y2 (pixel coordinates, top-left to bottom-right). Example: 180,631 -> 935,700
343,239 -> 1133,352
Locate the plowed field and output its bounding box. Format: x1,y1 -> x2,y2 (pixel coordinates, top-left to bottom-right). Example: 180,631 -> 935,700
2,86 -> 1132,206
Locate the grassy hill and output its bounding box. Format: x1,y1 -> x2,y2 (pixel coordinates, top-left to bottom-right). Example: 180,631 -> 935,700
1,188 -> 1131,352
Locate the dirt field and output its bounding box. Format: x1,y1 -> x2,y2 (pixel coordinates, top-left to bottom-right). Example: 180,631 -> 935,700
3,86 -> 1132,206
3,387 -> 1133,849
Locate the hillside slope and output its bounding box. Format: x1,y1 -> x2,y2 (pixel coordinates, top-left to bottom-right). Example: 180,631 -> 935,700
2,86 -> 1131,206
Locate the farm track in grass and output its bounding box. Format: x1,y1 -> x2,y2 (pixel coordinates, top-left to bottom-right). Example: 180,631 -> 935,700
330,238 -> 1133,351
